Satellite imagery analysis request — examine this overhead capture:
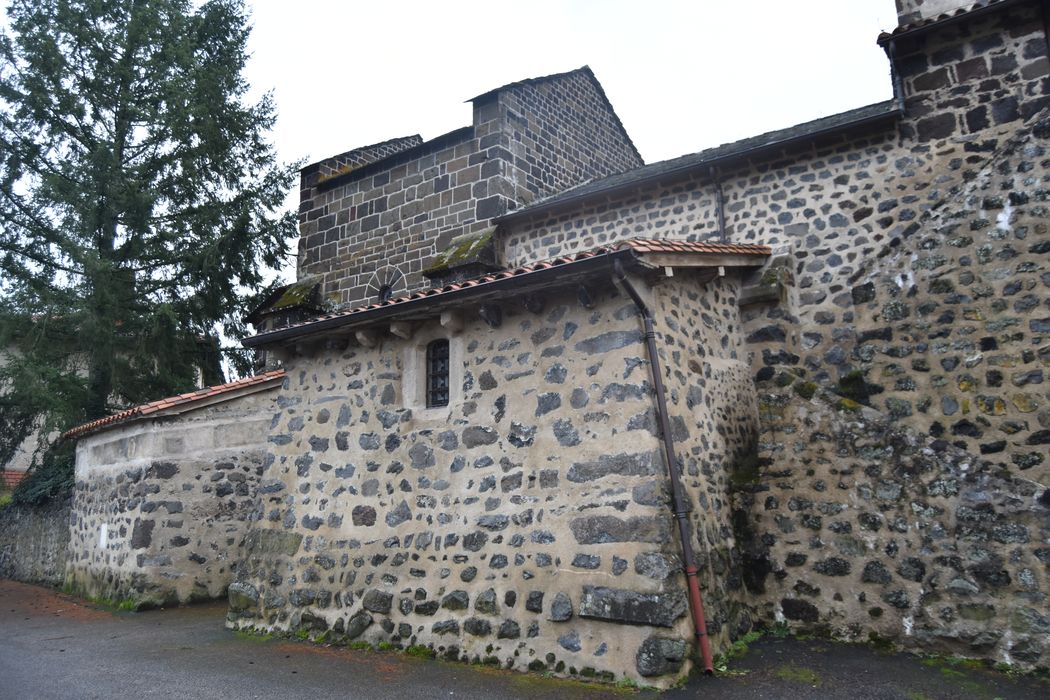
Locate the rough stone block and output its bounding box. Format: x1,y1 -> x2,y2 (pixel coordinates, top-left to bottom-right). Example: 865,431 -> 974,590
578,586 -> 686,628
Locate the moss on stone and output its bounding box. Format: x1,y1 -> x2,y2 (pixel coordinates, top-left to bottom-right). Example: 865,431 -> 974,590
836,370 -> 871,404
729,445 -> 762,488
405,644 -> 436,659
271,280 -> 318,311
422,228 -> 494,275
794,381 -> 818,400
836,398 -> 863,412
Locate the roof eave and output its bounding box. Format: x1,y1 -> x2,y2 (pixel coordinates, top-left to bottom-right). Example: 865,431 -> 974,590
64,374 -> 285,442
495,104 -> 902,225
243,249 -> 643,349
242,246 -> 770,350
877,0 -> 1027,46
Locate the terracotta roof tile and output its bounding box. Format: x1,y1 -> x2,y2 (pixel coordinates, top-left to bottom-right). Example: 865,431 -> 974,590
878,0 -> 1015,42
62,369 -> 286,441
246,238 -> 770,345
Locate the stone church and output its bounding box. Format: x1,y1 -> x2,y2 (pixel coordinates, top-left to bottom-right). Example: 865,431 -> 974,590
62,0 -> 1049,687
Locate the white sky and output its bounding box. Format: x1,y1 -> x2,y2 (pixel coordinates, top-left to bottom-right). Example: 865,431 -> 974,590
244,0 -> 900,172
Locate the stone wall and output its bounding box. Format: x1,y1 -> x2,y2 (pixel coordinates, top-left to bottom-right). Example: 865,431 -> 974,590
228,270 -> 756,686
501,4 -> 1049,477
493,67 -> 641,203
296,68 -> 642,310
736,371 -> 1050,668
842,113 -> 1050,486
649,273 -> 761,641
66,388 -> 276,607
0,500 -> 70,586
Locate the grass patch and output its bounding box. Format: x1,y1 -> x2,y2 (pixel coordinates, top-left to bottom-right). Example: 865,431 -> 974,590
232,629 -> 273,642
347,641 -> 373,651
405,645 -> 435,659
775,663 -> 821,686
713,629 -> 763,675
767,621 -> 791,638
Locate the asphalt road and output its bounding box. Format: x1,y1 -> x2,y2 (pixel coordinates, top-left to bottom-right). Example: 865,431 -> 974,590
1,579 -> 1046,699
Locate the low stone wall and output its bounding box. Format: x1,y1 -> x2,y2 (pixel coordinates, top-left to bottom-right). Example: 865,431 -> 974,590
0,499 -> 71,586
736,372 -> 1050,669
66,388 -> 276,607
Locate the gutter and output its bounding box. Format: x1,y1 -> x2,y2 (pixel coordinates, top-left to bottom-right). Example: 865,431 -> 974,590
243,249 -> 643,348
876,0 -> 1029,45
613,259 -> 715,675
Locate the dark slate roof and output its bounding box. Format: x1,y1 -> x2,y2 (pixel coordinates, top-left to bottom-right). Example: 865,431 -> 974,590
878,0 -> 1026,44
469,65 -> 643,166
242,239 -> 770,348
302,134 -> 422,175
314,126 -> 475,192
63,370 -> 286,440
497,100 -> 901,223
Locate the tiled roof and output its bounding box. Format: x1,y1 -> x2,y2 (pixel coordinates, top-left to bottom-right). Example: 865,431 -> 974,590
306,134 -> 423,178
243,239 -> 770,347
62,370 -> 286,440
1,470 -> 27,488
497,100 -> 901,223
878,0 -> 1022,43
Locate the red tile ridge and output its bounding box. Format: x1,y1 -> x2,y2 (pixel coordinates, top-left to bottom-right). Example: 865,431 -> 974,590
62,369 -> 286,440
249,237 -> 770,341
878,0 -> 1004,40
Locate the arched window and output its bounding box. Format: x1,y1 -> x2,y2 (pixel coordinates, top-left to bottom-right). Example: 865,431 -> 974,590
426,339 -> 450,408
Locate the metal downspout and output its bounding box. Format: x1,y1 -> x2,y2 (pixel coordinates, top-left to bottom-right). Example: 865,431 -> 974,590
887,38 -> 907,114
613,260 -> 715,675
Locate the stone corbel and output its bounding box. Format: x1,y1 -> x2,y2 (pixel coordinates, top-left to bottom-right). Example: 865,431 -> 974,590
440,311 -> 464,333
523,293 -> 544,314
389,321 -> 415,339
355,329 -> 379,348
577,285 -> 595,309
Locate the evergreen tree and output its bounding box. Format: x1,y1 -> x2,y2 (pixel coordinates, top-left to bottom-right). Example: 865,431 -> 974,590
0,0 -> 296,500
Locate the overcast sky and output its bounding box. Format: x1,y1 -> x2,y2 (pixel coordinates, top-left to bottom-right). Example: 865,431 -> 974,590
244,0 -> 900,174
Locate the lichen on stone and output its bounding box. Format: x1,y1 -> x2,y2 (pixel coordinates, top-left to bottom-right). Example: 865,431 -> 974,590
271,280 -> 320,311
422,228 -> 495,275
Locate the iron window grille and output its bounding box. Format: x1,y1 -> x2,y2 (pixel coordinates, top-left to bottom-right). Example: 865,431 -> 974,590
426,339 -> 450,408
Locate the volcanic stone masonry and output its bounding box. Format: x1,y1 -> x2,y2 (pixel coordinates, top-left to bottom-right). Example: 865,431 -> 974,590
66,386 -> 278,607
500,0 -> 1050,476
228,271 -> 760,683
228,0 -> 1050,685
